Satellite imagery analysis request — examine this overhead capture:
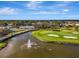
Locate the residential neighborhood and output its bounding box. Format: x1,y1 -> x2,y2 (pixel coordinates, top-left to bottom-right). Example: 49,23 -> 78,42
0,20 -> 79,37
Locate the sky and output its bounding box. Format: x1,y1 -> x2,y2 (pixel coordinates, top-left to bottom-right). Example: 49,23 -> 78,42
0,1 -> 79,20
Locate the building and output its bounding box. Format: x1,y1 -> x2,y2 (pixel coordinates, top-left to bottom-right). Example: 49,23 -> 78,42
19,26 -> 35,30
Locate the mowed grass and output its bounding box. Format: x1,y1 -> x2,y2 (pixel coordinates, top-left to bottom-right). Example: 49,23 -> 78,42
32,30 -> 79,44
0,42 -> 6,49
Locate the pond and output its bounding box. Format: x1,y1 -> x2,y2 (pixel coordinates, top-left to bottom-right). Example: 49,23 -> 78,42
0,32 -> 79,58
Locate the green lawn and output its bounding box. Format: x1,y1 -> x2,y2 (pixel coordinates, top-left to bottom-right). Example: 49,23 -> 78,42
32,30 -> 79,44
0,42 -> 6,49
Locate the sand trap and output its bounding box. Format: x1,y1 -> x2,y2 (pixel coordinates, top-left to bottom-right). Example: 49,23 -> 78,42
48,34 -> 59,37
64,36 -> 78,39
72,32 -> 79,34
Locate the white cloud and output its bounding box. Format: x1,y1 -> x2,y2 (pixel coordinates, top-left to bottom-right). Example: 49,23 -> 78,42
32,11 -> 65,14
52,2 -> 71,9
69,14 -> 79,17
26,1 -> 43,10
0,7 -> 19,15
63,9 -> 69,12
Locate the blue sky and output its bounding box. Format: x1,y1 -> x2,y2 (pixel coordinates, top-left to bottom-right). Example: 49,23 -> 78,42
0,1 -> 79,20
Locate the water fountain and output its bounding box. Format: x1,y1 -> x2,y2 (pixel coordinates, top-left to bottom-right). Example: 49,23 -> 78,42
21,39 -> 38,49
27,39 -> 32,48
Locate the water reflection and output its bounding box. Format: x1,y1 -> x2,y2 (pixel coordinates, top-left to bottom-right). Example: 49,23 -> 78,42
48,48 -> 52,51
1,32 -> 79,57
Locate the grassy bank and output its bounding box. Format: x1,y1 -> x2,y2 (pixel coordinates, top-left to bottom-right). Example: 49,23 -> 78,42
32,30 -> 79,44
0,42 -> 6,49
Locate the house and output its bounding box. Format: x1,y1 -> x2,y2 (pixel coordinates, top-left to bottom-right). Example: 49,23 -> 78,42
19,26 -> 35,30
6,24 -> 13,29
65,21 -> 75,27
0,26 -> 5,29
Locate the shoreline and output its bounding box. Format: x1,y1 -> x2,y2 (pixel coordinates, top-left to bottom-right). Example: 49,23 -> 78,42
0,29 -> 35,42
0,29 -> 35,50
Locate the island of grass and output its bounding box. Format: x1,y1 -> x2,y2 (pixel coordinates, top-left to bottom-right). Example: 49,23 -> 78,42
32,30 -> 79,44
0,42 -> 6,49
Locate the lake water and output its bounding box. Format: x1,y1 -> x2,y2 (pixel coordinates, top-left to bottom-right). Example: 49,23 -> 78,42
0,32 -> 79,58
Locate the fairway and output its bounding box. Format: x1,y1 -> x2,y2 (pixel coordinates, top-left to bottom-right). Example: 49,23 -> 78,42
32,30 -> 79,44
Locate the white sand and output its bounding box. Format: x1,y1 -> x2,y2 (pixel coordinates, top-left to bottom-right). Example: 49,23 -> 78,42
64,36 -> 78,39
48,34 -> 59,37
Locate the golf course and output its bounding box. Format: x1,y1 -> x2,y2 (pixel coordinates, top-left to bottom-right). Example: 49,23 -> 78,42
32,30 -> 79,44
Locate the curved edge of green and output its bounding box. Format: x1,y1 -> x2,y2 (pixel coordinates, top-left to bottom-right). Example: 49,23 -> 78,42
32,30 -> 79,44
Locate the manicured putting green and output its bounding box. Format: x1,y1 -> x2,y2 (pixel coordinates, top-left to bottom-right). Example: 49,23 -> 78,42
32,30 -> 79,44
